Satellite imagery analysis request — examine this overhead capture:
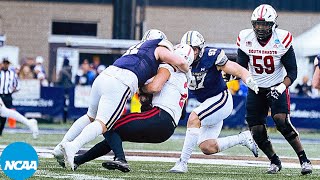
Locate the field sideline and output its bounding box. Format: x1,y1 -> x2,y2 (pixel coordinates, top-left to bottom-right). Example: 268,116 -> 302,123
0,126 -> 319,179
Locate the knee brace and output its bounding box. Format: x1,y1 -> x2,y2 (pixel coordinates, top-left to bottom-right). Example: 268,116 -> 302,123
250,124 -> 272,150
274,114 -> 299,141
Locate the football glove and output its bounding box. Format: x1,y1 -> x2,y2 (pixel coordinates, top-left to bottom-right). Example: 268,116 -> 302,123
245,77 -> 259,94
186,70 -> 195,86
266,83 -> 286,100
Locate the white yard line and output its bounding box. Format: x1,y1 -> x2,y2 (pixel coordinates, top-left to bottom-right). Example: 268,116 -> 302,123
2,145 -> 318,170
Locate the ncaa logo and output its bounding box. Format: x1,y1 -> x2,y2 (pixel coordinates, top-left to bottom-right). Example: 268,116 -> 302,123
0,142 -> 38,180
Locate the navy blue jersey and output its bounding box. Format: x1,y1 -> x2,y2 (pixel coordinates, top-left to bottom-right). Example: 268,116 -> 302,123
113,39 -> 162,87
189,47 -> 228,103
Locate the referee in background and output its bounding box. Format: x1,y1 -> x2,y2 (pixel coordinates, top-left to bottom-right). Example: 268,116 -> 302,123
0,57 -> 39,138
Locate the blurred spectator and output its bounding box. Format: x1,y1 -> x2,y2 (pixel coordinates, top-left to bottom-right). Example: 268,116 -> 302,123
34,56 -> 46,78
19,64 -> 35,79
56,57 -> 73,89
295,75 -> 312,97
75,59 -> 95,85
96,64 -> 106,76
34,56 -> 48,86
91,55 -> 106,78
56,57 -> 74,123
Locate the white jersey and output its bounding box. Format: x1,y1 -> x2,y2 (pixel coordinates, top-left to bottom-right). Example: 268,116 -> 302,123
152,64 -> 188,125
237,28 -> 293,88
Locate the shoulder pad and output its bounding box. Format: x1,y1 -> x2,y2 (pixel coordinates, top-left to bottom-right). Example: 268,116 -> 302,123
276,29 -> 293,49
216,49 -> 228,66
158,39 -> 174,52
236,29 -> 253,47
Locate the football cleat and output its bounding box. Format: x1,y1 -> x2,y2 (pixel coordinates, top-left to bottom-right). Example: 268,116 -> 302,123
29,119 -> 39,139
52,144 -> 65,168
102,157 -> 130,173
60,142 -> 77,171
240,131 -> 259,157
169,159 -> 188,173
267,163 -> 282,174
301,161 -> 312,175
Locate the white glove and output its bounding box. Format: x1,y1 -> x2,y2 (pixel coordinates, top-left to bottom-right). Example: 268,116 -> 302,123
186,70 -> 195,86
267,83 -> 286,100
245,76 -> 259,94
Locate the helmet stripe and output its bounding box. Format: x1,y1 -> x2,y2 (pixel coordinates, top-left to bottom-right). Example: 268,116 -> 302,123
186,31 -> 191,45
259,5 -> 265,19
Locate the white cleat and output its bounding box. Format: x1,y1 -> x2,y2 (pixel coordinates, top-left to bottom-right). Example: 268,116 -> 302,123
301,161 -> 312,175
60,142 -> 77,171
52,144 -> 66,168
169,159 -> 188,173
240,130 -> 258,157
29,119 -> 39,139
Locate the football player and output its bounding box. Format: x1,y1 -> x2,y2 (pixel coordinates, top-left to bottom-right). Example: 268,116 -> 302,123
236,4 -> 312,175
56,44 -> 194,172
169,31 -> 259,173
52,29 -> 190,171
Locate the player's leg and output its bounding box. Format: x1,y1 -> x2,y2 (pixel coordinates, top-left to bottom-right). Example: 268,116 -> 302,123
271,91 -> 312,175
103,107 -> 173,172
170,90 -> 231,173
52,114 -> 93,168
197,90 -> 257,156
74,139 -> 112,169
61,74 -> 131,170
168,111 -> 200,173
248,88 -> 281,174
0,96 -> 39,138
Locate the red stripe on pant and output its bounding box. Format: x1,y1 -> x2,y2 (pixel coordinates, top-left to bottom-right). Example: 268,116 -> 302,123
113,108 -> 160,129
115,107 -> 159,124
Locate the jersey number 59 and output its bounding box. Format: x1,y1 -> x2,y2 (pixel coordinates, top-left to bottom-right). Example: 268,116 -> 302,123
252,55 -> 275,74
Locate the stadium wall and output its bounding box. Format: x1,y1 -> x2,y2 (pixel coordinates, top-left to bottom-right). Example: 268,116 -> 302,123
0,1 -> 319,72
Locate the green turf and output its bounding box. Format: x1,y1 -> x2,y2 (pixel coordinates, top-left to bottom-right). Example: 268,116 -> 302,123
0,158 -> 318,180
1,127 -> 319,179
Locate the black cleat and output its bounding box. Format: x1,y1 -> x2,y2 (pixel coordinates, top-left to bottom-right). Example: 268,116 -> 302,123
102,158 -> 130,173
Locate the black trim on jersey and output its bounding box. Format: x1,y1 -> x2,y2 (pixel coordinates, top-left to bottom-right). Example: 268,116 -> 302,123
236,48 -> 250,69
281,46 -> 297,84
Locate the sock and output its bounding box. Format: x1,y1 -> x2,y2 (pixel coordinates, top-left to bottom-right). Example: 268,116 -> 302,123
270,154 -> 281,165
71,121 -> 103,151
1,107 -> 29,125
61,115 -> 91,143
180,128 -> 200,163
104,130 -> 125,160
74,139 -> 111,166
216,134 -> 242,152
297,150 -> 309,165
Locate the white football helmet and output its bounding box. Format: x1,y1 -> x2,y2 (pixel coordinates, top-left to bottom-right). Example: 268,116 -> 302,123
251,4 -> 278,40
180,31 -> 205,61
173,43 -> 194,66
141,29 -> 167,41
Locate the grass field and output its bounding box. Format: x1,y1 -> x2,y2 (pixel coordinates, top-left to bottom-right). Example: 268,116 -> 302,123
0,125 -> 319,179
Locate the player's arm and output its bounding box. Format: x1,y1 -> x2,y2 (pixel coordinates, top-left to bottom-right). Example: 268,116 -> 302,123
312,59 -> 320,89
217,49 -> 259,93
155,46 -> 189,73
280,46 -> 297,87
219,60 -> 252,83
236,48 -> 250,69
141,67 -> 171,94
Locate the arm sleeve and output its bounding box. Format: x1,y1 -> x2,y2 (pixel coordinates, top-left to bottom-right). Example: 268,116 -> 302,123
281,46 -> 297,84
236,48 -> 249,69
